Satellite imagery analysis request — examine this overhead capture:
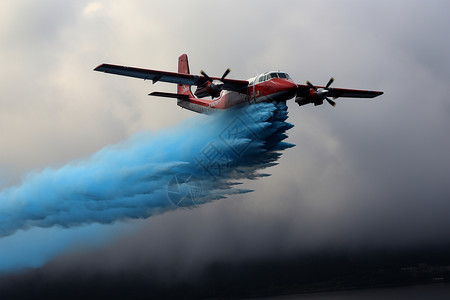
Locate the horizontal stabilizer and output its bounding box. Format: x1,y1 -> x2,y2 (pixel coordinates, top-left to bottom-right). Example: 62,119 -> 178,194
149,91 -> 190,100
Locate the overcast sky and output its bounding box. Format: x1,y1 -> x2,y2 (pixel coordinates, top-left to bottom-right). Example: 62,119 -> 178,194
1,0 -> 450,286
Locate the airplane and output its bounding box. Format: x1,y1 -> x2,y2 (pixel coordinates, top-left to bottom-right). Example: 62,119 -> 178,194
94,54 -> 383,114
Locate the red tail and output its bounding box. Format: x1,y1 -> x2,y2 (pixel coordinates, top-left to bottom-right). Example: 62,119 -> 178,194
177,54 -> 193,96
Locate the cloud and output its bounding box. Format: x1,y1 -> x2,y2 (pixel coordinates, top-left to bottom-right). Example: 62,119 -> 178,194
0,0 -> 449,295
83,2 -> 103,16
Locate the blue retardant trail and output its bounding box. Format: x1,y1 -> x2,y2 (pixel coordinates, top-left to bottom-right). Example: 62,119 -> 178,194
0,222 -> 135,272
0,102 -> 294,271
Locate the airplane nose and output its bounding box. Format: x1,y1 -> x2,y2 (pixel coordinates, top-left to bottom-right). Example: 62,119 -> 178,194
285,80 -> 298,91
278,79 -> 297,97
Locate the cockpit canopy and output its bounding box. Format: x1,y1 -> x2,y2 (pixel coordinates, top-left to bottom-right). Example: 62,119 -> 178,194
257,72 -> 291,83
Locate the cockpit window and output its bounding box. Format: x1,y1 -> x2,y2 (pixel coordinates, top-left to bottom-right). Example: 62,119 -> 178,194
257,72 -> 291,83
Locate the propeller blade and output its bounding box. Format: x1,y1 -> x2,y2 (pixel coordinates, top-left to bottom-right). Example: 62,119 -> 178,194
220,68 -> 231,81
200,70 -> 213,83
325,97 -> 336,107
306,80 -> 317,91
325,77 -> 334,89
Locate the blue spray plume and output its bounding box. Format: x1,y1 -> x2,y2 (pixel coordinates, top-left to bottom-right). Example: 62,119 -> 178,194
0,102 -> 294,270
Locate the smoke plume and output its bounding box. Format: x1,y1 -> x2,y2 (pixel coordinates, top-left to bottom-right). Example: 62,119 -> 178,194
0,102 -> 293,272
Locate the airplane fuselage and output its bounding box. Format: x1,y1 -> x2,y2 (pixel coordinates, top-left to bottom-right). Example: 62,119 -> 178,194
177,72 -> 298,114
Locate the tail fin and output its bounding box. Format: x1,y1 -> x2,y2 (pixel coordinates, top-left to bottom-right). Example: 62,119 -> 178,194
178,53 -> 190,74
177,54 -> 193,96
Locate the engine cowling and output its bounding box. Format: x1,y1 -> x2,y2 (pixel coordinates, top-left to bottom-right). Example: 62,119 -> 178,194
194,69 -> 230,99
194,80 -> 224,98
295,78 -> 336,107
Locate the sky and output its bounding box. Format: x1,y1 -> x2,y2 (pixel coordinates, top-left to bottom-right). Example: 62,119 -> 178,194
1,0 -> 450,297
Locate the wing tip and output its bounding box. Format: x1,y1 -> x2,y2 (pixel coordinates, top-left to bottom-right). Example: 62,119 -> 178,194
93,64 -> 105,72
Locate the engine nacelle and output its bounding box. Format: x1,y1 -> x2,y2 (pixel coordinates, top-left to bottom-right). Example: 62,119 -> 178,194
194,80 -> 224,98
295,88 -> 326,106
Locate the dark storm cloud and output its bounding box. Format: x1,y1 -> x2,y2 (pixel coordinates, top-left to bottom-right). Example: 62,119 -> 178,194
69,0 -> 450,268
1,0 -> 450,297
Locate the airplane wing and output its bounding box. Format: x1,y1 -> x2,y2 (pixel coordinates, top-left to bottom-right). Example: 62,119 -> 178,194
94,64 -> 249,92
296,84 -> 383,99
295,82 -> 383,107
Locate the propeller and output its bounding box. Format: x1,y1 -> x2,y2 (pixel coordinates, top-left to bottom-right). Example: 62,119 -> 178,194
197,68 -> 231,98
200,69 -> 213,82
305,77 -> 336,107
220,68 -> 230,81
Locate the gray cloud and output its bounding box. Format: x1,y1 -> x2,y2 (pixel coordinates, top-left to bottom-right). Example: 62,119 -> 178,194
1,0 -> 450,293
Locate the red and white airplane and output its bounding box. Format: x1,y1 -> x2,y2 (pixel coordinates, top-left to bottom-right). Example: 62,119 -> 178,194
94,54 -> 382,114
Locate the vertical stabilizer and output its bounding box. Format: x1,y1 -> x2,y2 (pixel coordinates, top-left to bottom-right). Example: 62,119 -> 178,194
178,53 -> 190,74
177,54 -> 193,97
